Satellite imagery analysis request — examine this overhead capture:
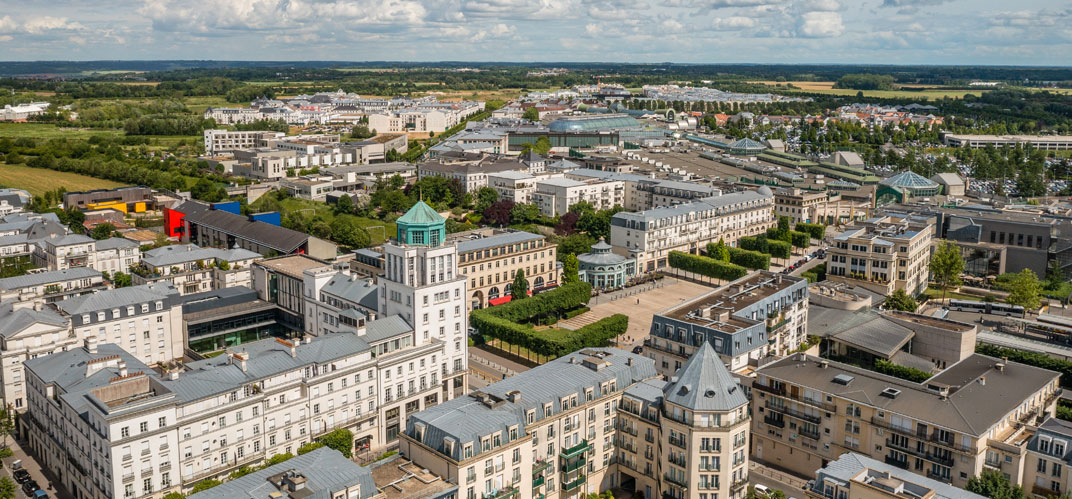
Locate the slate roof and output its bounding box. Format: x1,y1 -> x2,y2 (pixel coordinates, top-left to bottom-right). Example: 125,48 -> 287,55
0,302 -> 69,338
812,453 -> 984,499
184,209 -> 309,253
321,273 -> 378,306
0,267 -> 101,291
361,315 -> 412,343
56,283 -> 178,315
757,354 -> 1058,436
142,244 -> 261,267
578,238 -> 629,266
662,342 -> 748,412
407,348 -> 657,461
186,447 -> 377,499
397,201 -> 444,226
455,230 -> 542,254
41,233 -> 94,247
93,237 -> 139,251
830,315 -> 914,357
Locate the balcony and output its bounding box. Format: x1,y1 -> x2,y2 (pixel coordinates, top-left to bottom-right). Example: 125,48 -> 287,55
925,470 -> 951,483
799,427 -> 821,440
766,318 -> 790,333
1034,485 -> 1060,497
669,435 -> 688,450
533,476 -> 545,488
560,440 -> 592,459
483,486 -> 519,499
752,382 -> 787,397
122,473 -> 135,483
664,473 -> 689,488
562,457 -> 586,473
533,460 -> 552,475
884,456 -> 909,470
765,401 -> 821,424
925,452 -> 955,467
563,476 -> 586,492
763,415 -> 785,428
731,477 -> 749,494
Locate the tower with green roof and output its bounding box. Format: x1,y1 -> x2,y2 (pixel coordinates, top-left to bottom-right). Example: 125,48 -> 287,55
395,200 -> 445,246
378,199 -> 468,401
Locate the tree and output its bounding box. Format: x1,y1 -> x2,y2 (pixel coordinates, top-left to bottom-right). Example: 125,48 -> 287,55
930,240 -> 965,301
883,289 -> 919,312
555,234 -> 595,259
966,469 -> 1025,499
217,260 -> 230,271
0,478 -> 16,499
298,441 -> 325,455
112,271 -> 132,288
522,107 -> 540,121
710,238 -> 730,262
90,223 -> 116,240
330,216 -> 371,249
162,493 -> 185,499
1005,269 -> 1043,311
351,125 -> 375,139
190,479 -> 223,493
1046,259 -> 1065,291
476,187 -> 499,212
512,269 -> 529,299
509,203 -> 541,225
335,194 -> 354,215
319,428 -> 355,458
562,254 -> 580,284
555,211 -> 580,235
483,200 -> 515,227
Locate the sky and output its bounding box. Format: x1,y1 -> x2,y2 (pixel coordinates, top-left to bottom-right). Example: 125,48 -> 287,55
0,0 -> 1070,65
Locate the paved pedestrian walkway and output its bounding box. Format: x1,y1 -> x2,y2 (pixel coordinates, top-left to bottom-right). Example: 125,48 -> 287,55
1,435 -> 62,498
560,278 -> 710,347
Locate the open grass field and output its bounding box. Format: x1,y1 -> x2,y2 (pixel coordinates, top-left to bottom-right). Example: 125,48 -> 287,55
749,81 -> 988,100
183,95 -> 234,112
0,122 -> 123,140
0,163 -> 127,195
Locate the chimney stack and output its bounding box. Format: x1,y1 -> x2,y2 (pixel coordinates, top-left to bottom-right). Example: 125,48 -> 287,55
86,336 -> 98,354
290,343 -> 297,358
168,371 -> 180,380
118,361 -> 127,377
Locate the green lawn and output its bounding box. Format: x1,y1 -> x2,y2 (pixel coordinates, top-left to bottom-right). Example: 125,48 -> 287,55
257,195 -> 397,246
0,122 -> 123,140
184,95 -> 234,113
0,163 -> 127,195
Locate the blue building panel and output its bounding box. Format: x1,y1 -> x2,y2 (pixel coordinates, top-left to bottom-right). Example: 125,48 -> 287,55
249,211 -> 282,226
211,201 -> 241,215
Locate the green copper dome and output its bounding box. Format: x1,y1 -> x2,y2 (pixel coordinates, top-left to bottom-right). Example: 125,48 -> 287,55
396,201 -> 446,246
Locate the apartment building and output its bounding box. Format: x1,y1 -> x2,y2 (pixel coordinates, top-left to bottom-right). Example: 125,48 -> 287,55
202,130 -> 285,155
57,283 -> 185,367
806,454 -> 985,499
826,215 -> 934,296
454,229 -> 559,310
488,171 -> 537,204
133,244 -> 262,295
0,267 -> 105,303
368,103 -> 483,134
616,343 -> 752,499
751,354 -> 1060,488
533,177 -> 625,217
610,188 -> 775,273
418,156 -> 527,193
34,234 -> 142,274
23,329 -> 384,499
646,271 -> 809,375
0,300 -> 72,410
1023,418 -> 1072,497
566,169 -> 720,212
401,348 -> 658,499
186,447 -> 380,499
93,238 -> 142,275
302,266 -> 379,337
774,188 -> 871,225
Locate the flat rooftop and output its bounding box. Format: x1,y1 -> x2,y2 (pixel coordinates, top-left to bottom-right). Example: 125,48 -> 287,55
663,271 -> 804,331
371,457 -> 455,498
255,254 -> 329,279
885,310 -> 975,332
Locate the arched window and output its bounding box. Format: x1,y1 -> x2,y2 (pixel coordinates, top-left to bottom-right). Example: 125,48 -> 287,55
534,276 -> 544,288
489,287 -> 500,299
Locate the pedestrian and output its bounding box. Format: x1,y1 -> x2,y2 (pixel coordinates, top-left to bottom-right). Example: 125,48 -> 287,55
636,298 -> 640,305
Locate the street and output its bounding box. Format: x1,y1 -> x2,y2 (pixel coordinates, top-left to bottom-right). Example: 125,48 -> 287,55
0,436 -> 57,499
750,461 -> 810,499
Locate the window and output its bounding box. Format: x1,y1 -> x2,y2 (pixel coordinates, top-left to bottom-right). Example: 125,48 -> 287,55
121,427 -> 130,438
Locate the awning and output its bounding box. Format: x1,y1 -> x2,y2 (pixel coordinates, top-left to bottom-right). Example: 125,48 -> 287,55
488,296 -> 512,306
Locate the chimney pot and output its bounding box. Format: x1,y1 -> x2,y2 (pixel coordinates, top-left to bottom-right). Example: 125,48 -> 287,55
290,345 -> 297,358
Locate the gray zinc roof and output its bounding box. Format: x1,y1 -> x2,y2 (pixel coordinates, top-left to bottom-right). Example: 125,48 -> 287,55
321,273 -> 378,305
94,237 -> 139,251
812,453 -> 984,499
407,348 -> 656,461
361,315 -> 412,343
455,230 -> 543,254
56,283 -> 178,315
186,447 -> 376,499
0,302 -> 69,338
0,267 -> 101,291
662,342 -> 748,412
143,244 -> 261,267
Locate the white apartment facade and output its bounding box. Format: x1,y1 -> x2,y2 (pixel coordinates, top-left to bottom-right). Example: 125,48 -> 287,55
202,130 -> 285,156
35,235 -> 142,274
133,244 -> 262,295
532,177 -> 625,217
488,171 -> 537,204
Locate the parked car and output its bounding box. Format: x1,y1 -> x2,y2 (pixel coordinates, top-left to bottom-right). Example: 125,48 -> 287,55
13,468 -> 30,484
754,484 -> 772,497
22,480 -> 39,496
34,490 -> 49,499
632,346 -> 643,354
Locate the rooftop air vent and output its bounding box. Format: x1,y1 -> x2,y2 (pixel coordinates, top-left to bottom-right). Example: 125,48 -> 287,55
832,374 -> 855,386
880,387 -> 901,399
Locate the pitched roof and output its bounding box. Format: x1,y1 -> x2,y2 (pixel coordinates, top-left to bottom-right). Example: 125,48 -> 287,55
455,230 -> 543,254
142,244 -> 261,267
94,237 -> 139,251
0,267 -> 101,291
812,453 -> 984,499
397,201 -> 444,226
0,302 -> 69,338
662,342 -> 748,412
184,209 -> 310,253
56,283 -> 178,315
186,447 -> 376,499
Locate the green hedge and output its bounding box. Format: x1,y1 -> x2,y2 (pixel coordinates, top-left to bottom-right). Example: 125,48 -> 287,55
727,246 -> 771,270
668,251 -> 748,281
740,235 -> 791,259
470,281 -> 628,358
874,359 -> 932,382
795,223 -> 826,240
790,231 -> 810,249
977,344 -> 1072,387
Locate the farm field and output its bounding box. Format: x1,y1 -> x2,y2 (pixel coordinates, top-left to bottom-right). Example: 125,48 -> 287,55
749,81 -> 988,100
0,163 -> 127,195
0,122 -> 123,140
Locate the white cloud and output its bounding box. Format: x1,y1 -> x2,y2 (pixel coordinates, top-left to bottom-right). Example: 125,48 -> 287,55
804,0 -> 839,12
798,11 -> 843,37
712,16 -> 757,29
